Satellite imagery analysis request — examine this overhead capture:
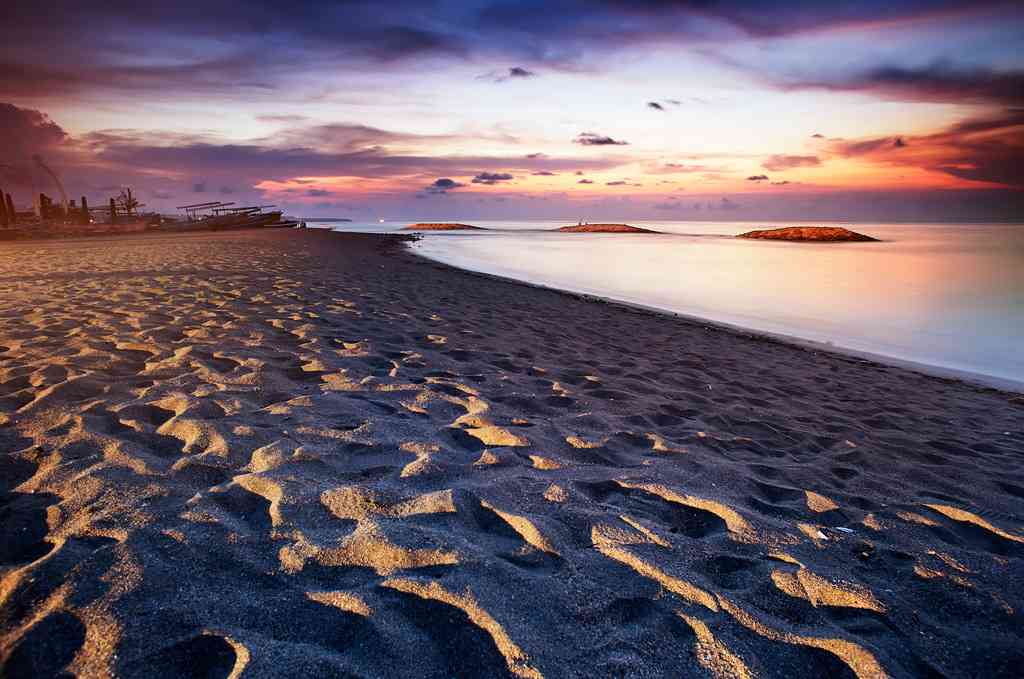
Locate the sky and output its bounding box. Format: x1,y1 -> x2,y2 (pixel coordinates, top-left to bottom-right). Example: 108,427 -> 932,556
2,0 -> 1023,222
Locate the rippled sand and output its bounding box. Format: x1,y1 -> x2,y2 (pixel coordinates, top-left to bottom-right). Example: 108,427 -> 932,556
1,229 -> 1022,678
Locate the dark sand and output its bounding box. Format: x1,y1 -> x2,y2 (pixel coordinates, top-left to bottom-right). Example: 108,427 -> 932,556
1,229 -> 1021,678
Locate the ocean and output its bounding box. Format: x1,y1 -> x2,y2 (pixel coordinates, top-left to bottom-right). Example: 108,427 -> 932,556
310,220 -> 1024,389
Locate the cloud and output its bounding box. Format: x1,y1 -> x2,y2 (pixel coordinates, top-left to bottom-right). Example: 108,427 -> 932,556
811,133 -> 825,139
660,163 -> 715,173
3,1 -> 1018,105
0,103 -> 70,185
471,172 -> 514,184
746,174 -> 769,181
256,114 -> 309,124
829,110 -> 1024,187
425,178 -> 466,194
647,101 -> 665,111
574,132 -> 628,146
606,180 -> 627,185
1,104 -> 620,207
762,154 -> 820,171
480,66 -> 538,83
307,188 -> 331,196
0,103 -> 68,154
832,137 -> 904,156
777,63 -> 1024,106
526,152 -> 547,159
577,179 -> 594,184
532,171 -> 556,176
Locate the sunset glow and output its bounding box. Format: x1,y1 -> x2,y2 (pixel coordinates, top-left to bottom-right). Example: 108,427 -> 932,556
2,2 -> 1022,221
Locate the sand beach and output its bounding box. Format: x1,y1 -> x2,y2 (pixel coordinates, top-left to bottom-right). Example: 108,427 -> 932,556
1,228 -> 1022,678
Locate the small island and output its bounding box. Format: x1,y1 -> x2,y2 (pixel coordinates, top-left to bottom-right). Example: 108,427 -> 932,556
556,223 -> 658,233
403,223 -> 486,231
736,226 -> 878,242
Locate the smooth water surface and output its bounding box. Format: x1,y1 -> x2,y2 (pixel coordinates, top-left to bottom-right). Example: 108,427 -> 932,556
311,220 -> 1024,387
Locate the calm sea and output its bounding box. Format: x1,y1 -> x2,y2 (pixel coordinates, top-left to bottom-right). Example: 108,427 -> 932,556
310,220 -> 1024,389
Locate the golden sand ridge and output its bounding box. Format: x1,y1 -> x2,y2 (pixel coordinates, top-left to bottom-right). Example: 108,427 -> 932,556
0,229 -> 1022,678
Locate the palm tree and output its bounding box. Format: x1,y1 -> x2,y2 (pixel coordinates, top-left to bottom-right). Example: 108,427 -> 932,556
117,188 -> 141,216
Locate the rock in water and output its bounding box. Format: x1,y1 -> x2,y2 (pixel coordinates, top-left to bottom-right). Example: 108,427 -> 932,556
736,226 -> 878,242
403,223 -> 486,231
555,223 -> 658,233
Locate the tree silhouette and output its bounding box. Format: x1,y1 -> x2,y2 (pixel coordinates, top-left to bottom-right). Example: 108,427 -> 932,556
117,188 -> 141,216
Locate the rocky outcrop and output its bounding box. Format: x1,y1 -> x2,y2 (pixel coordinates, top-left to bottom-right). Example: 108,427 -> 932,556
737,226 -> 878,242
403,223 -> 485,231
555,223 -> 658,233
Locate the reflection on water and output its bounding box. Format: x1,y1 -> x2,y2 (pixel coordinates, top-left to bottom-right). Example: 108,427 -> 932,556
315,220 -> 1024,386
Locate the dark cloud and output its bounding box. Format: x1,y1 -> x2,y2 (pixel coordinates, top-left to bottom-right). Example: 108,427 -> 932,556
746,174 -> 769,181
834,137 -> 900,157
606,180 -> 627,185
811,133 -> 825,138
830,110 -> 1024,187
480,66 -> 538,82
0,103 -> 70,186
771,180 -> 791,185
532,171 -> 556,176
578,179 -> 594,184
472,172 -> 514,184
476,1 -> 1009,55
647,101 -> 665,111
778,63 -> 1024,106
2,2 -> 1017,104
762,154 -> 820,171
575,132 -> 628,146
0,103 -> 68,155
2,107 -> 620,208
526,152 -> 547,158
425,178 -> 465,194
307,188 -> 331,196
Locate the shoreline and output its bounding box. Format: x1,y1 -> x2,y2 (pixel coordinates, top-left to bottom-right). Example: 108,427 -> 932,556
407,240 -> 1024,395
2,228 -> 1022,678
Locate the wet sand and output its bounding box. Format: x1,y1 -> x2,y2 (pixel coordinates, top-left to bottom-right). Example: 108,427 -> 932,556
1,229 -> 1022,678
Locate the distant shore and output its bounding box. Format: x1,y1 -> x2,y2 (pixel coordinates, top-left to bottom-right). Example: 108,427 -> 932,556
1,228 -> 1021,678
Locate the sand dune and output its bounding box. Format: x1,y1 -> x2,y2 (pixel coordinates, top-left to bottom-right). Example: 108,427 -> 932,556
1,230 -> 1022,678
